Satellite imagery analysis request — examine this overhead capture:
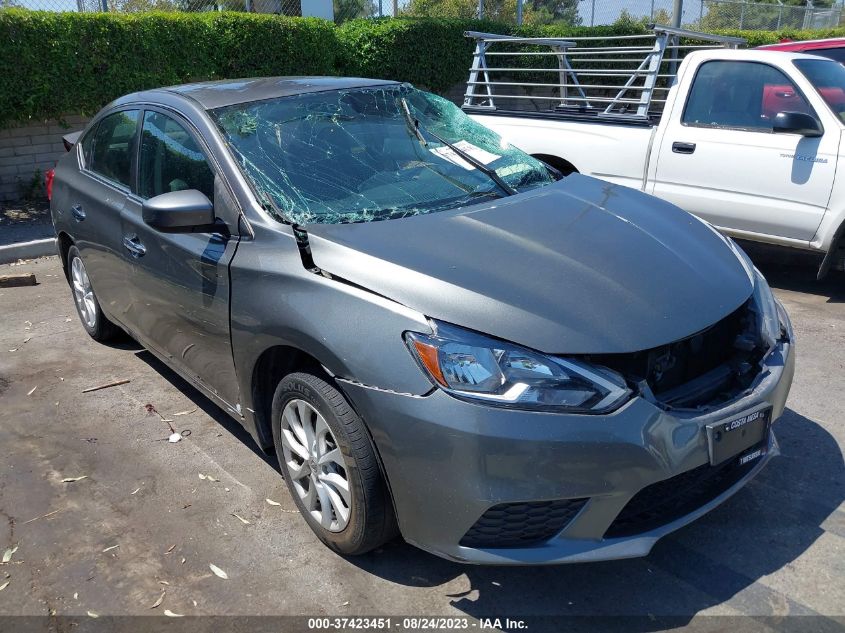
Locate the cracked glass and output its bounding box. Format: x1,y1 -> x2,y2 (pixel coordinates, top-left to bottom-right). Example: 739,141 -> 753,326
211,85 -> 554,225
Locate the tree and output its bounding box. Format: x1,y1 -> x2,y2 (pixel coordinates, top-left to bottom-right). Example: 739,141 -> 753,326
405,0 -> 499,19
652,7 -> 672,24
335,0 -> 378,20
112,0 -> 179,11
404,0 -> 580,24
523,0 -> 579,25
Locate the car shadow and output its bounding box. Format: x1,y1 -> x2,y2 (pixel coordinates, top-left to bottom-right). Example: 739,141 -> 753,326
347,407 -> 843,628
132,348 -> 281,474
736,239 -> 845,304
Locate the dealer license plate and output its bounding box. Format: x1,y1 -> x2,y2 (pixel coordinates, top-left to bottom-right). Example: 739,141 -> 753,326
706,407 -> 771,466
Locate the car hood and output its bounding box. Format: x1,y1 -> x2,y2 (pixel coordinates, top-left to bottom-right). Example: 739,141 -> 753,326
304,174 -> 753,354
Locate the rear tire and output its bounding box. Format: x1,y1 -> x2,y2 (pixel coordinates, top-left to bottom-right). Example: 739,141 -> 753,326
271,371 -> 397,555
66,245 -> 120,342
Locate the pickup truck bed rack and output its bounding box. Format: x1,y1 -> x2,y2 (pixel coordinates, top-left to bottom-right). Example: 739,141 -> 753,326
463,26 -> 746,122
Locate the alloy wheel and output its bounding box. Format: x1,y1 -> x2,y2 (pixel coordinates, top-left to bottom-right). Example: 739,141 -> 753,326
280,399 -> 351,532
71,256 -> 97,329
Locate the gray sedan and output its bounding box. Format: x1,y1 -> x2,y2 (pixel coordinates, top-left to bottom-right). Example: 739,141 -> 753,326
50,77 -> 794,564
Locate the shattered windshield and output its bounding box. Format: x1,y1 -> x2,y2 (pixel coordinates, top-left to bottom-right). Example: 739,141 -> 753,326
211,85 -> 554,224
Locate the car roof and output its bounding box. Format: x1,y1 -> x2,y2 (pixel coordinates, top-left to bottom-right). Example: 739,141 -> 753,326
687,48 -> 833,64
119,76 -> 402,111
758,37 -> 845,52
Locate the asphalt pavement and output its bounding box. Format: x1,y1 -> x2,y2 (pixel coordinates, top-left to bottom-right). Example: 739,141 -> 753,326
0,250 -> 843,633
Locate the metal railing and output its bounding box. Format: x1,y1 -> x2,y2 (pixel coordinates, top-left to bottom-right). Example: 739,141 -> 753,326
463,26 -> 745,120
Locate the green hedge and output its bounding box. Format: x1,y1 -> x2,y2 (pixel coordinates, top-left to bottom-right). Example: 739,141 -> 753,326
336,17 -> 510,93
2,9 -> 845,128
0,10 -> 339,127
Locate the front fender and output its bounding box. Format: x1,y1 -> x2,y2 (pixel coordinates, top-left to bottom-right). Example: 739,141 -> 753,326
229,231 -> 436,421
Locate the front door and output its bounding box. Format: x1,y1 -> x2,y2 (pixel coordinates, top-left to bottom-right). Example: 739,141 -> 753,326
119,109 -> 241,410
651,59 -> 838,243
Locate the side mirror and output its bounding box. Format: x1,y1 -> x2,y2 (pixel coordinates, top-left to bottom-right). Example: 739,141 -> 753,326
772,111 -> 823,137
142,190 -> 216,233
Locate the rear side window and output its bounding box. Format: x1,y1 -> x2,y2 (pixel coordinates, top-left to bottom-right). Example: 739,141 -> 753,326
138,111 -> 214,201
87,110 -> 139,187
682,61 -> 813,132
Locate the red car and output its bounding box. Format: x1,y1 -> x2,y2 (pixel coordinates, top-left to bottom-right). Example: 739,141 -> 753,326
758,37 -> 845,63
757,38 -> 845,119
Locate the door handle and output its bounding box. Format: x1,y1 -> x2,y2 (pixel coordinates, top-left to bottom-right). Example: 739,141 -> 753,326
672,142 -> 696,155
70,204 -> 86,221
122,235 -> 146,258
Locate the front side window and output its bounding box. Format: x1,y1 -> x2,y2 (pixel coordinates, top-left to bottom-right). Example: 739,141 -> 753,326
794,58 -> 845,121
139,111 -> 215,200
211,85 -> 554,225
87,110 -> 139,187
683,61 -> 813,131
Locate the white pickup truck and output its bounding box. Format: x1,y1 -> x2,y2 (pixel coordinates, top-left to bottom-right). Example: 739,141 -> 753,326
463,27 -> 845,277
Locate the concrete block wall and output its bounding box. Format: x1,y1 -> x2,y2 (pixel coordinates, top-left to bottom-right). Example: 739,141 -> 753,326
0,114 -> 91,202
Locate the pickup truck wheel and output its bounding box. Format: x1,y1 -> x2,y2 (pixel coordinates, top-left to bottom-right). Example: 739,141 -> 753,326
66,245 -> 120,342
271,371 -> 397,555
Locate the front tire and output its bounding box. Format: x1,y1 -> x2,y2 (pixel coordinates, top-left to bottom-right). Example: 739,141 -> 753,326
66,245 -> 120,342
271,372 -> 397,555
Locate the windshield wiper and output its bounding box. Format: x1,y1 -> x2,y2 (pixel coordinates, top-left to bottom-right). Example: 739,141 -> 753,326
400,99 -> 428,147
400,98 -> 516,197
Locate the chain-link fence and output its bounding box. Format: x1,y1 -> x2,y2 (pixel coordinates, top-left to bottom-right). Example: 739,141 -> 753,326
699,0 -> 841,28
7,0 -> 404,19
577,0 -> 841,28
3,0 -> 842,29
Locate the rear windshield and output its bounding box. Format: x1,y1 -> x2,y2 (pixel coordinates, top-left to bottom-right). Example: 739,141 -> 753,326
805,47 -> 845,65
794,58 -> 845,121
211,85 -> 554,225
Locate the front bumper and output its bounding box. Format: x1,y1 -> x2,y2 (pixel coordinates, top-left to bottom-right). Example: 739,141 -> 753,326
341,320 -> 795,565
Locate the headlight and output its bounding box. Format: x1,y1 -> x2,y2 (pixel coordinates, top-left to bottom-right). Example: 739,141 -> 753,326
751,267 -> 781,348
732,242 -> 783,349
404,321 -> 631,413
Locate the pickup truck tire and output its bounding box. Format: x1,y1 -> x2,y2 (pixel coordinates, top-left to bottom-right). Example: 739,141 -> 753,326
66,245 -> 121,342
818,225 -> 845,280
271,371 -> 397,555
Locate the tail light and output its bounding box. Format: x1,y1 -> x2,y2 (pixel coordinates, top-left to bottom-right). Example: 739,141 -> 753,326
45,168 -> 54,201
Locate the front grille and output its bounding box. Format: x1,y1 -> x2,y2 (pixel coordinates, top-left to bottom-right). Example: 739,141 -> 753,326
587,301 -> 766,410
460,498 -> 588,548
604,445 -> 763,539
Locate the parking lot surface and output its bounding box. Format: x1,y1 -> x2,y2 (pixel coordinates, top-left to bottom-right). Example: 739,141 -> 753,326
0,250 -> 843,630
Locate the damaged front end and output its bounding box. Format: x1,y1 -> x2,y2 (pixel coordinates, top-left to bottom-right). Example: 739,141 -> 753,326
587,269 -> 789,414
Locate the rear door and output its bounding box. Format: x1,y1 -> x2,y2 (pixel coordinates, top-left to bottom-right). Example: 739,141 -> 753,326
118,108 -> 241,411
62,109 -> 139,321
651,59 -> 837,243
